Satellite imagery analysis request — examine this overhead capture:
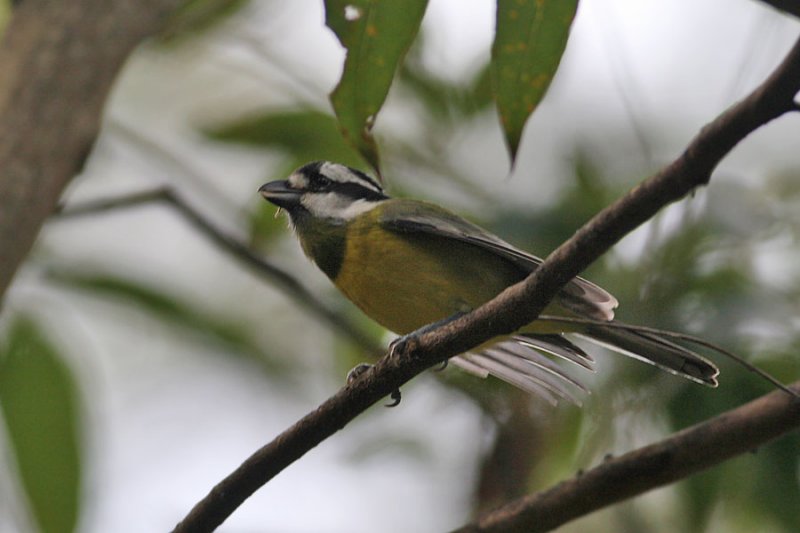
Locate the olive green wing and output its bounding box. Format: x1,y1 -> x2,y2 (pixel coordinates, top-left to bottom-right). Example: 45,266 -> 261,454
378,199 -> 618,320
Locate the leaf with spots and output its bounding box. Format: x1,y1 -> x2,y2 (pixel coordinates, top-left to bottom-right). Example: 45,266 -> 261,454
492,0 -> 579,164
325,0 -> 428,173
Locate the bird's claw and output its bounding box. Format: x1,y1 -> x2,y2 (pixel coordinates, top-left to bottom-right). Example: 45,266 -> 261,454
386,389 -> 402,407
347,362 -> 403,407
388,335 -> 410,359
346,363 -> 373,385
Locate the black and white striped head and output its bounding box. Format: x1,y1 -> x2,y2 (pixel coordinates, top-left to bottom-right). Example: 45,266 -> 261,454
259,161 -> 388,222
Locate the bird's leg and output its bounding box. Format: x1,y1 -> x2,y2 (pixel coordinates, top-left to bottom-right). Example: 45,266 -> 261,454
389,310 -> 468,369
346,363 -> 403,407
348,312 -> 468,408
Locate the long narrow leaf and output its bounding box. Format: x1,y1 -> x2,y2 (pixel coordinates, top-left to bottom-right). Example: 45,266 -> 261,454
48,271 -> 291,375
0,318 -> 82,533
325,0 -> 428,171
492,0 -> 579,163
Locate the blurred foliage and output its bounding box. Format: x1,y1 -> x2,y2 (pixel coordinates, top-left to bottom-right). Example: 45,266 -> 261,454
398,40 -> 494,122
0,318 -> 82,533
46,270 -> 294,378
492,0 -> 579,162
207,109 -> 365,168
430,148 -> 799,528
325,0 -> 429,171
158,0 -> 250,44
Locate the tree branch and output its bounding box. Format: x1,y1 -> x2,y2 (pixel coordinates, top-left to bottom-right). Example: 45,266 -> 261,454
172,35 -> 800,533
454,380 -> 800,533
0,0 -> 182,302
755,0 -> 800,18
56,189 -> 382,355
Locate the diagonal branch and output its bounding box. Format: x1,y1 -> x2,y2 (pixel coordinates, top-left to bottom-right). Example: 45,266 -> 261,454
171,35 -> 800,533
56,188 -> 381,355
454,380 -> 800,533
756,0 -> 800,18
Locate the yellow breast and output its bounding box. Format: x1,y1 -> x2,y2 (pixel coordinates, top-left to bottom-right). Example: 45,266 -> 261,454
334,209 -> 526,335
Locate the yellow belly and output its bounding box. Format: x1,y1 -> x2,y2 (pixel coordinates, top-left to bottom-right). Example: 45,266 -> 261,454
334,215 -> 534,335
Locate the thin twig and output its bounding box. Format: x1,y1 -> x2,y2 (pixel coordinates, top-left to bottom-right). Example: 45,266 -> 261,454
453,380 -> 800,533
170,35 -> 800,533
55,188 -> 382,355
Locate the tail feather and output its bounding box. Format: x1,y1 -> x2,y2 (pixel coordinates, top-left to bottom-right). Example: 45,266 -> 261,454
453,353 -> 564,405
515,334 -> 595,370
579,325 -> 720,387
447,323 -> 720,405
450,335 -> 592,406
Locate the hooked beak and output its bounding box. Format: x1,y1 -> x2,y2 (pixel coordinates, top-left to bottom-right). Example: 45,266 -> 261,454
258,180 -> 302,209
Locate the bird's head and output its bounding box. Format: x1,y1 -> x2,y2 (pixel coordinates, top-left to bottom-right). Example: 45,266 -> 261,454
259,161 -> 388,224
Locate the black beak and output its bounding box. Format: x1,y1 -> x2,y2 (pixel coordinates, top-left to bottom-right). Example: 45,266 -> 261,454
258,180 -> 302,209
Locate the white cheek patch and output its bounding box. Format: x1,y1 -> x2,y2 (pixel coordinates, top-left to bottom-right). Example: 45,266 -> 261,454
288,172 -> 308,189
301,192 -> 380,220
340,198 -> 381,219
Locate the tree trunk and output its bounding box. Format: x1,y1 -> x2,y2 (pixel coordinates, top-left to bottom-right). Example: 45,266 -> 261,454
0,0 -> 181,300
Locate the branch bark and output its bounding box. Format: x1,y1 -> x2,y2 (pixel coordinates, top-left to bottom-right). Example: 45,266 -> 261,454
172,34 -> 800,533
0,0 -> 182,301
455,381 -> 800,533
756,0 -> 800,18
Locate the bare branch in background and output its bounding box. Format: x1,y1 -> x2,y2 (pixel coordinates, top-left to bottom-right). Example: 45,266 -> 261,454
171,32 -> 800,533
454,381 -> 800,533
56,189 -> 381,355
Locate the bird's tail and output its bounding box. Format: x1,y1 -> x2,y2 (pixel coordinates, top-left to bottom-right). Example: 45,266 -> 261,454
576,324 -> 720,387
450,321 -> 721,406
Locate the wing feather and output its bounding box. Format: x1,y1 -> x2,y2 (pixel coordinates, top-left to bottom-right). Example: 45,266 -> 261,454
379,200 -> 618,320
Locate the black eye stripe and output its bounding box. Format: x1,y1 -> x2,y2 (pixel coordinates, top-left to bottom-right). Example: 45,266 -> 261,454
298,161 -> 387,200
331,181 -> 388,201
348,168 -> 383,193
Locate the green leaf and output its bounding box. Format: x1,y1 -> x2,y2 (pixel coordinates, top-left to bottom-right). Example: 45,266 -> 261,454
207,109 -> 366,168
325,0 -> 429,171
0,318 -> 82,533
491,0 -> 579,163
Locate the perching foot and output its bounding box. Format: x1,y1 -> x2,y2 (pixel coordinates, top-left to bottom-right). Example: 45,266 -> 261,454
346,363 -> 373,384
346,362 -> 403,408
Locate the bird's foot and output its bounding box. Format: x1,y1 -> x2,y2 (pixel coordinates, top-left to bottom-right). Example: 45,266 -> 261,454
346,362 -> 402,408
346,363 -> 373,384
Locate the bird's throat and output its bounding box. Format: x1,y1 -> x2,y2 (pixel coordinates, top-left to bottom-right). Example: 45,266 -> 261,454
293,214 -> 347,280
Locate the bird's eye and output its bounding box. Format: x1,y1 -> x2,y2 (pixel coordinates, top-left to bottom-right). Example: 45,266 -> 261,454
312,175 -> 332,191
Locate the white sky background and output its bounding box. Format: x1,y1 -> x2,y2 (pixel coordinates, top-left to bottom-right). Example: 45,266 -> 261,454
1,1 -> 799,532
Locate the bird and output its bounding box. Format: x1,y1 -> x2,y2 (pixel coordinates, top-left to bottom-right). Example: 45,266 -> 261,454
258,161 -> 720,405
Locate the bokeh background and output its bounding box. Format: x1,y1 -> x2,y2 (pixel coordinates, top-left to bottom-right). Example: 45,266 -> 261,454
1,1 -> 799,531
